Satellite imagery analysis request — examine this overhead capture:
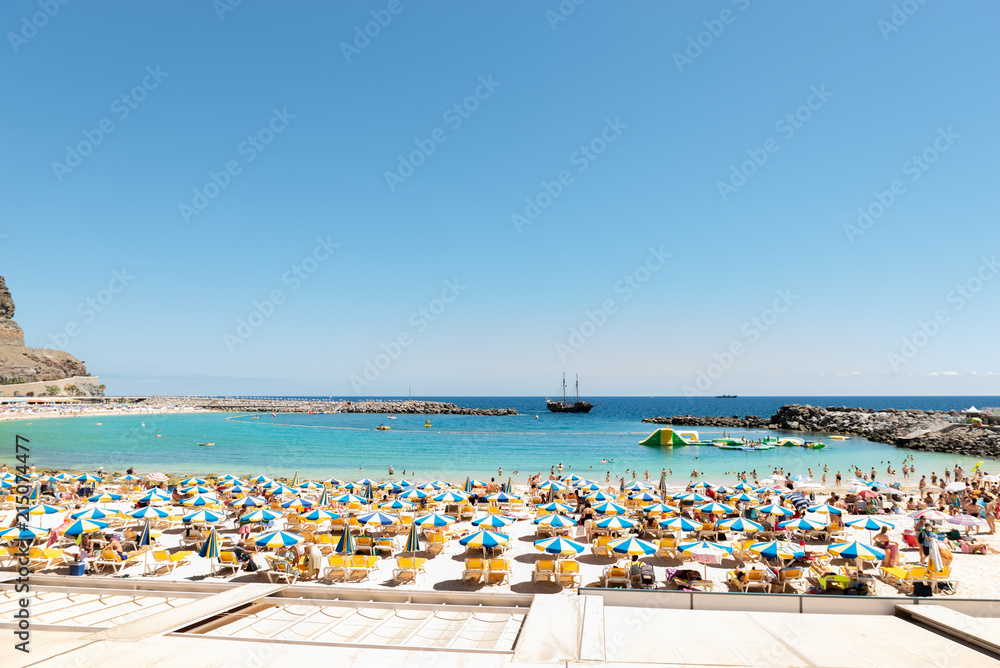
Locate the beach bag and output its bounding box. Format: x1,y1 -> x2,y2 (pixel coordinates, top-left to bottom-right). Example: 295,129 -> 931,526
912,582 -> 933,597
243,559 -> 259,572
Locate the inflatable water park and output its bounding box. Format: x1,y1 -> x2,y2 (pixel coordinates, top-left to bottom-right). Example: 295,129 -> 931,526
639,428 -> 827,450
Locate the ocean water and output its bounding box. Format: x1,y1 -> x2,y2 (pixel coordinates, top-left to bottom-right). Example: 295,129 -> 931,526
2,396 -> 996,484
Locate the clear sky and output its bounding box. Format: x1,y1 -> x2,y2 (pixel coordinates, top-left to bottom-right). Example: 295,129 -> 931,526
1,1 -> 997,397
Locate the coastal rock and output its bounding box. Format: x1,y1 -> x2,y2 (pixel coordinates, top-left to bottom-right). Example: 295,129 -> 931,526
0,274 -> 94,389
159,397 -> 518,416
641,415 -> 769,428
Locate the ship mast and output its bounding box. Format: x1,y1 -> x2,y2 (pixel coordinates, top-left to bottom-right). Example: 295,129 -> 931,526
562,373 -> 567,403
575,374 -> 580,403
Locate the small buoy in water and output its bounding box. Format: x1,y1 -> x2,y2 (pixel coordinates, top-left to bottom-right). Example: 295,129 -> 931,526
535,415 -> 539,419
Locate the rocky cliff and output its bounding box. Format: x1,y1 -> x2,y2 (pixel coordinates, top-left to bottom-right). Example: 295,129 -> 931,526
0,275 -> 92,385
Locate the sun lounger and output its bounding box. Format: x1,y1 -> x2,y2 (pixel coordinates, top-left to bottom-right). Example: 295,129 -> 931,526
928,566 -> 958,595
266,559 -> 300,584
558,559 -> 582,587
655,537 -> 677,559
391,556 -> 427,582
346,555 -> 378,582
463,558 -> 485,583
146,549 -> 191,575
215,551 -> 241,575
602,565 -> 629,588
592,536 -> 613,558
324,555 -> 347,582
485,558 -> 511,585
532,559 -> 557,584
28,547 -> 67,572
92,549 -> 144,574
741,568 -> 772,593
775,567 -> 805,592
426,531 -> 446,555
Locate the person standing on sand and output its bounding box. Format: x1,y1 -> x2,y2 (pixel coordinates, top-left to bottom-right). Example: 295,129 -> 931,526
986,497 -> 997,535
835,472 -> 842,487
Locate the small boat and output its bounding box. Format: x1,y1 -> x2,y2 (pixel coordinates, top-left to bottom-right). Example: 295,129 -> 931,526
95,423 -> 102,426
198,442 -> 215,447
715,394 -> 738,398
388,414 -> 397,420
534,415 -> 539,419
141,422 -> 146,427
829,435 -> 848,441
424,420 -> 432,428
376,425 -> 391,431
271,413 -> 277,417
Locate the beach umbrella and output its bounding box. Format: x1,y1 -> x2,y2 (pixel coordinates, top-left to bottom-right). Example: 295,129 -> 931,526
180,485 -> 212,495
563,474 -> 584,483
333,527 -> 355,555
944,482 -> 967,492
948,514 -> 986,528
403,522 -> 421,553
534,536 -> 586,556
689,481 -> 713,489
199,528 -> 221,573
413,513 -> 456,528
181,494 -> 218,507
413,482 -> 444,492
630,491 -> 662,503
642,503 -> 680,515
828,541 -> 885,561
354,477 -> 378,487
280,498 -> 314,510
64,518 -> 108,536
729,493 -> 760,504
179,477 -> 206,486
585,491 -> 615,502
27,503 -> 63,516
137,489 -> 172,503
256,530 -> 304,549
300,508 -> 340,522
779,517 -> 826,531
673,492 -> 712,504
784,493 -> 811,512
0,526 -> 48,542
223,484 -> 253,494
332,493 -> 367,505
676,540 -> 734,555
399,489 -> 430,501
88,492 -> 123,503
596,515 -> 637,531
608,537 -> 657,556
486,492 -> 519,503
432,490 -> 468,503
750,541 -> 804,561
218,474 -> 242,481
356,511 -> 399,528
268,484 -> 297,496
538,480 -> 569,492
592,501 -> 628,515
317,487 -> 332,507
659,516 -> 702,532
732,482 -> 755,491
379,499 -> 414,511
576,482 -> 602,492
807,503 -> 843,515
322,477 -> 343,486
538,502 -> 574,513
128,506 -> 170,521
466,478 -> 487,492
183,509 -> 224,524
249,475 -> 272,484
76,473 -> 102,483
136,518 -> 153,548
696,502 -> 736,515
459,530 -> 510,551
910,509 -> 949,522
718,517 -> 764,533
0,480 -> 14,489
229,496 -> 266,508
70,507 -> 117,521
846,517 -> 894,531
532,514 -> 575,529
428,480 -> 450,489
472,514 -> 516,529
363,483 -> 375,503
27,483 -> 41,503
115,474 -> 143,482
756,503 -> 794,517
241,508 -> 282,523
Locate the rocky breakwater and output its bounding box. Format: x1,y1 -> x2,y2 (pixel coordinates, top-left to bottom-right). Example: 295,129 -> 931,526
340,400 -> 517,416
642,415 -> 770,428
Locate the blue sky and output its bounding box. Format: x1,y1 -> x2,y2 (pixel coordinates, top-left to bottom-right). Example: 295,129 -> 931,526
1,1 -> 997,397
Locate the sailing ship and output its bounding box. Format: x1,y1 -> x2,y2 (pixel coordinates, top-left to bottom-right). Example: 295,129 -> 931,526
546,374 -> 596,413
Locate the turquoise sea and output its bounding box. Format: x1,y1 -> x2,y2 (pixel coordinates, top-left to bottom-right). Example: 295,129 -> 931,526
2,396 -> 997,485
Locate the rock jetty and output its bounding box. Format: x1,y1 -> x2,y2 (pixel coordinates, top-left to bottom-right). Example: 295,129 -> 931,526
643,404 -> 1000,457
152,397 -> 517,416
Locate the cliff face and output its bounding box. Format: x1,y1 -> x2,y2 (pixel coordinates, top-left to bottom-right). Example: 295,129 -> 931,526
0,275 -> 92,384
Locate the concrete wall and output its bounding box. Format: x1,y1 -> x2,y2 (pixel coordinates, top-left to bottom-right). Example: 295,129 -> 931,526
0,375 -> 102,397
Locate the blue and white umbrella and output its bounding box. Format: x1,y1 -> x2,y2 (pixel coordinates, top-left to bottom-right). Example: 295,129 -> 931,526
300,508 -> 340,522
673,492 -> 712,504
596,515 -> 637,531
534,536 -> 586,556
807,503 -> 843,516
137,489 -> 172,503
181,494 -> 218,507
828,541 -> 885,561
659,516 -> 702,532
486,492 -> 519,503
379,499 -> 414,511
846,517 -> 895,531
756,503 -> 794,517
750,540 -> 804,561
280,498 -> 314,510
399,489 -> 430,500
356,511 -> 399,527
779,517 -> 826,531
255,530 -> 304,549
229,496 -> 266,508
642,503 -> 681,515
585,491 -> 615,502
331,493 -> 367,505
180,485 -> 212,495
533,514 -> 575,528
70,507 -> 118,521
127,506 -> 171,520
458,529 -> 510,550
608,537 -> 657,556
630,491 -> 662,503
432,490 -> 469,503
696,502 -> 737,515
473,514 -> 517,528
677,540 -> 734,555
403,522 -> 421,553
0,525 -> 48,541
182,509 -> 224,524
717,517 -> 764,533
241,508 -> 282,523
592,501 -> 628,515
537,502 -> 574,513
413,513 -> 456,528
179,477 -> 206,486
64,518 -> 108,536
537,480 -> 569,492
